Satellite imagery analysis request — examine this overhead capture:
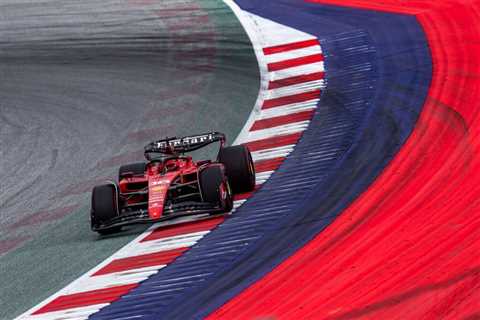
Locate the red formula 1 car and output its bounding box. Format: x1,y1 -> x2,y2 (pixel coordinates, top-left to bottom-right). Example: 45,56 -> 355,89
90,132 -> 255,234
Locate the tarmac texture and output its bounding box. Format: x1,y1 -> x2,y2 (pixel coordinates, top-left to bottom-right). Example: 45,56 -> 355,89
0,1 -> 258,318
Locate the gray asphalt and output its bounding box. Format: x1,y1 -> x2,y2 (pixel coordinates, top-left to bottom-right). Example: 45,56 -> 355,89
0,1 -> 258,318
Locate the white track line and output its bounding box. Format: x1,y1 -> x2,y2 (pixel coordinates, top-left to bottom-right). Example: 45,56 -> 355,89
264,45 -> 322,64
113,232 -> 208,258
25,304 -> 109,320
259,99 -> 319,119
267,79 -> 325,98
69,267 -> 160,294
269,62 -> 325,81
245,122 -> 311,142
251,145 -> 296,162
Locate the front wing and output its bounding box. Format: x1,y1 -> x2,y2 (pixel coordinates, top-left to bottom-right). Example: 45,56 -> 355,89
91,201 -> 227,232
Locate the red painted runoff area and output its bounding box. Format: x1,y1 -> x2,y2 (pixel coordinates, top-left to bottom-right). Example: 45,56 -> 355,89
209,1 -> 480,319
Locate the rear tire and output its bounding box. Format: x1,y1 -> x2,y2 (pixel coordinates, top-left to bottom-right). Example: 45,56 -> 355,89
118,162 -> 146,181
218,145 -> 255,194
91,183 -> 122,235
199,165 -> 233,212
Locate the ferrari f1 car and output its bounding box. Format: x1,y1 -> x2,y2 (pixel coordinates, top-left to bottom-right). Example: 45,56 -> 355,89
90,132 -> 255,234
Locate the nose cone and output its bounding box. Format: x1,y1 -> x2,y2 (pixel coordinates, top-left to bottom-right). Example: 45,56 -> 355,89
149,202 -> 163,219
148,172 -> 178,220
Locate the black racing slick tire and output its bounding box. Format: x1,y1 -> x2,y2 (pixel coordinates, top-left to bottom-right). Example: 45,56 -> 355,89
118,162 -> 146,181
91,183 -> 122,235
218,145 -> 255,194
199,165 -> 233,212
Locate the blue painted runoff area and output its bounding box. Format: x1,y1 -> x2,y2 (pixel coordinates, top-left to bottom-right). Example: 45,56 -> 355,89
90,1 -> 432,319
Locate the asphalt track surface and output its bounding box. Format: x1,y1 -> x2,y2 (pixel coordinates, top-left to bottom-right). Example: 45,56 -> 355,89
0,1 -> 258,318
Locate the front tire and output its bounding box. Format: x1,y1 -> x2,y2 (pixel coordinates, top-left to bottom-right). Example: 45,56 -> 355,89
199,165 -> 233,212
91,183 -> 122,235
218,145 -> 255,194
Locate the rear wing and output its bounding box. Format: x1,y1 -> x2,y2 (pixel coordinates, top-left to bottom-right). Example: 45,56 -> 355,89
144,132 -> 226,155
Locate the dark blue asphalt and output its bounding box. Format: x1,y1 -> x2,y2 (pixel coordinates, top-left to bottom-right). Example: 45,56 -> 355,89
90,1 -> 432,319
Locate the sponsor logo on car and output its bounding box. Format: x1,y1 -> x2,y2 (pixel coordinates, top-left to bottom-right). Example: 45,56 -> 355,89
154,133 -> 215,149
